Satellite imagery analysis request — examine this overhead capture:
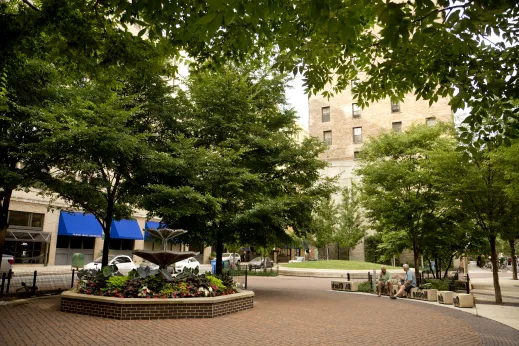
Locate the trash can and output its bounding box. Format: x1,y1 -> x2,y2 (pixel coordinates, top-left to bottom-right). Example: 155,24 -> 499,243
210,260 -> 216,274
223,260 -> 230,270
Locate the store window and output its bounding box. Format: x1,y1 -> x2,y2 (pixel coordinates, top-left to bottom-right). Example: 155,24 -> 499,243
4,240 -> 45,264
56,236 -> 95,249
109,239 -> 134,251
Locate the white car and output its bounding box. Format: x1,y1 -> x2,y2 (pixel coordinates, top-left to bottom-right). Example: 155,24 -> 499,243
84,255 -> 137,274
1,254 -> 14,273
174,257 -> 200,273
222,252 -> 241,265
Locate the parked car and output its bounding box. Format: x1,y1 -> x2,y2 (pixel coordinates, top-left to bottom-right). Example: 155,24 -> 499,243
174,257 -> 200,273
84,255 -> 137,274
289,256 -> 305,264
1,254 -> 14,273
248,256 -> 274,269
222,252 -> 241,265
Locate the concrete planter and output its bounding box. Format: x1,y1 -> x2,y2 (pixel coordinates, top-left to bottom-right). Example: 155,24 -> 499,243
60,290 -> 254,319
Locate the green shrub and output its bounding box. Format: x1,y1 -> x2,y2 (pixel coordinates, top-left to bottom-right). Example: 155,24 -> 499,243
106,276 -> 129,291
426,279 -> 450,291
206,275 -> 226,290
358,281 -> 373,293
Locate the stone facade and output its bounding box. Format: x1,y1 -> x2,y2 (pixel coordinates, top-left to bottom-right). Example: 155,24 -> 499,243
308,85 -> 453,261
60,290 -> 254,319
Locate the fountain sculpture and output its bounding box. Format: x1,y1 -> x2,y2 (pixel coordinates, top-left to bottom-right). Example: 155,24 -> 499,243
133,228 -> 198,269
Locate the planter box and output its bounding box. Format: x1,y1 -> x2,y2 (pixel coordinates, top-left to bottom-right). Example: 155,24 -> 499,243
453,293 -> 474,308
437,291 -> 454,305
418,289 -> 438,301
410,287 -> 420,299
331,281 -> 358,292
60,290 -> 254,319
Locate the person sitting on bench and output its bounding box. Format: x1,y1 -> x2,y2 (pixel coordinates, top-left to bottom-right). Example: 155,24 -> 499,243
394,264 -> 415,298
377,266 -> 393,297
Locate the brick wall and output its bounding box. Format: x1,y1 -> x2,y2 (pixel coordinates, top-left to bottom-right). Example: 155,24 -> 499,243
60,292 -> 254,320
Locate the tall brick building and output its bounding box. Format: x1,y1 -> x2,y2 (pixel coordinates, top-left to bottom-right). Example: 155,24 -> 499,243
308,84 -> 453,261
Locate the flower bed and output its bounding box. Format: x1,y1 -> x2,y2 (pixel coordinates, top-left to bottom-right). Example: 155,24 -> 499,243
61,290 -> 254,319
76,265 -> 237,299
61,265 -> 253,319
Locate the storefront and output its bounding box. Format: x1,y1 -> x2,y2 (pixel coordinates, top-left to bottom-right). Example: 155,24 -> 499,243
55,212 -> 101,265
4,210 -> 52,265
55,211 -> 144,265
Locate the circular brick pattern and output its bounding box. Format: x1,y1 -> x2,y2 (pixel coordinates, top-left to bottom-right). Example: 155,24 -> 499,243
1,276 -> 518,346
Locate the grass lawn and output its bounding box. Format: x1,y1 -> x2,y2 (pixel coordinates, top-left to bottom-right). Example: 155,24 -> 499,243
281,260 -> 400,270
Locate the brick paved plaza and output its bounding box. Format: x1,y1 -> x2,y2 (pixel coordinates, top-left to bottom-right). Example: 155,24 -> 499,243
1,276 -> 518,346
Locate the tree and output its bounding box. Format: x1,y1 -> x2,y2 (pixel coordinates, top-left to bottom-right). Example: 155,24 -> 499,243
8,1 -> 519,144
357,123 -> 454,280
435,143 -> 511,303
493,141 -> 519,281
0,0 -> 177,267
139,64 -> 335,274
334,184 -> 365,260
309,197 -> 338,260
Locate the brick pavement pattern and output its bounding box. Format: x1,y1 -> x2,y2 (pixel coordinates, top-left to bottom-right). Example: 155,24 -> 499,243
1,276 -> 518,346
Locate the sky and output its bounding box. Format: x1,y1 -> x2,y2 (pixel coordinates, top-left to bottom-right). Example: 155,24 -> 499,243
285,76 -> 309,130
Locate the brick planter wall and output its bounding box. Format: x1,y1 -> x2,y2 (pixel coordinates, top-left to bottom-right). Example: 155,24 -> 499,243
60,290 -> 254,320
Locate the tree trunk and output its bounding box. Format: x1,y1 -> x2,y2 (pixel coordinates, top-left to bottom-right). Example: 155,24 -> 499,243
337,243 -> 340,260
509,239 -> 517,281
489,235 -> 503,304
0,188 -> 13,271
326,246 -> 329,260
435,256 -> 439,279
413,247 -> 420,286
215,239 -> 223,275
101,224 -> 111,268
427,258 -> 435,279
101,203 -> 114,268
443,255 -> 454,280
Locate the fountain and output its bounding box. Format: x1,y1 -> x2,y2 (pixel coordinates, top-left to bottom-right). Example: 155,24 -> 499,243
132,228 -> 198,269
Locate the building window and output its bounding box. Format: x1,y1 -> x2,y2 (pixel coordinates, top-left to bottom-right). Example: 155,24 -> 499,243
392,121 -> 402,133
352,103 -> 361,118
109,239 -> 134,251
8,211 -> 44,228
354,151 -> 360,160
321,107 -> 330,122
353,127 -> 362,144
426,117 -> 436,126
4,241 -> 45,264
56,236 -> 95,250
391,100 -> 400,113
323,131 -> 332,145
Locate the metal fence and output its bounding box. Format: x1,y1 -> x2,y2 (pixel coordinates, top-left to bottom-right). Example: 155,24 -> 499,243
0,270 -> 75,298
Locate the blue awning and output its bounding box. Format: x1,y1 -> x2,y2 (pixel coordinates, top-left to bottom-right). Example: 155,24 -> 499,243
111,219 -> 143,240
58,212 -> 102,237
144,220 -> 163,241
145,221 -> 161,230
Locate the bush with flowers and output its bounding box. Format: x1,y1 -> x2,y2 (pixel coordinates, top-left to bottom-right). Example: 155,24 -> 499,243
76,265 -> 237,298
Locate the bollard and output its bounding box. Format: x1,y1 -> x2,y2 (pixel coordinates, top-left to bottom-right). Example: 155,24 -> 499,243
244,266 -> 248,289
6,269 -> 12,295
71,269 -> 75,288
347,273 -> 350,281
466,274 -> 470,294
0,272 -> 5,297
32,271 -> 37,295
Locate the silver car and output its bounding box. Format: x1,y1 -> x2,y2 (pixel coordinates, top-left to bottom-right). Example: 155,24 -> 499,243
248,256 -> 274,269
